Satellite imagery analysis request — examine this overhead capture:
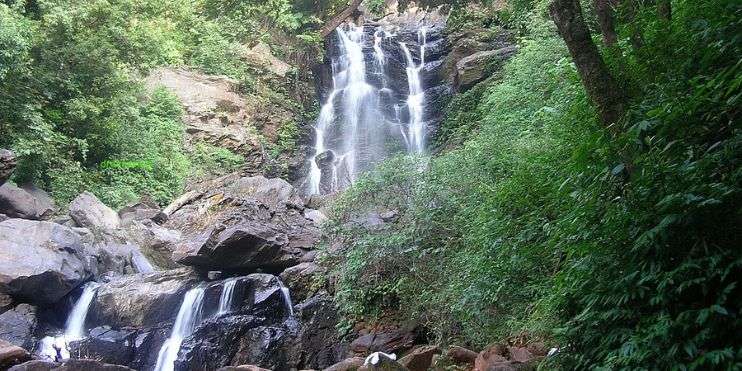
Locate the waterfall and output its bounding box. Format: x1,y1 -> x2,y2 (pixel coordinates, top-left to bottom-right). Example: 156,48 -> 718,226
401,26 -> 428,154
37,282 -> 99,361
307,21 -> 440,195
217,278 -> 238,315
154,287 -> 206,371
131,250 -> 155,273
277,280 -> 294,316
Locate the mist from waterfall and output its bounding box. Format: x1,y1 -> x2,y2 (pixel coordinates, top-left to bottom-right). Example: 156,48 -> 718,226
154,286 -> 206,371
308,21 -> 436,195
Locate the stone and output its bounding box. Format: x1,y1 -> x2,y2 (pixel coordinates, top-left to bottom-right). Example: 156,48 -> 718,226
0,183 -> 54,220
68,327 -> 138,367
446,345 -> 478,365
69,192 -> 121,230
0,219 -> 89,305
88,268 -> 198,328
303,209 -> 328,226
8,360 -> 58,371
124,220 -> 181,269
228,176 -> 304,210
455,46 -> 518,92
118,197 -> 166,226
507,347 -> 535,364
279,262 -> 323,303
0,149 -> 16,185
52,359 -> 134,371
239,42 -> 292,77
398,345 -> 440,371
474,343 -> 508,371
0,292 -> 12,313
0,304 -> 37,348
291,292 -> 348,369
324,357 -> 365,371
0,339 -> 30,369
350,329 -> 416,355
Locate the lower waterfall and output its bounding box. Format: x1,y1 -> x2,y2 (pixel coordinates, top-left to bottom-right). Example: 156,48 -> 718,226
217,278 -> 238,315
38,282 -> 100,361
154,286 -> 206,371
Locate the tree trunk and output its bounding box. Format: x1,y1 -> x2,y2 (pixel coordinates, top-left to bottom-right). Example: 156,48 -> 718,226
320,0 -> 364,38
657,0 -> 671,21
549,0 -> 627,129
593,0 -> 618,46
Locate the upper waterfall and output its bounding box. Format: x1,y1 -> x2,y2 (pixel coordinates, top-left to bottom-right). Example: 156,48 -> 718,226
306,10 -> 449,195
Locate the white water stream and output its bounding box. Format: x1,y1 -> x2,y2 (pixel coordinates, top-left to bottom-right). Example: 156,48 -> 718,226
38,282 -> 100,361
217,278 -> 238,315
153,286 -> 206,371
308,22 -> 432,195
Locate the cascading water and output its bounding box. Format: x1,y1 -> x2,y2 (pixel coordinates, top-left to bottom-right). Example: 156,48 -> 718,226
154,286 -> 206,371
277,280 -> 294,316
217,278 -> 238,315
38,282 -> 100,361
402,26 -> 428,154
132,250 -> 155,273
307,19 -> 444,195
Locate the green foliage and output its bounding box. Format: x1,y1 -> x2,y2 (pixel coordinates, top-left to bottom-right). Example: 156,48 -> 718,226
329,0 -> 742,368
190,142 -> 245,181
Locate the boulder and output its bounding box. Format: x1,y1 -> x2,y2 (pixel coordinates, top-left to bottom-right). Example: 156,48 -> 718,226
398,346 -> 440,371
446,345 -> 478,365
228,176 -> 304,211
118,198 -> 166,226
8,360 -> 57,371
68,192 -> 120,230
0,339 -> 30,369
88,268 -> 198,328
279,262 -> 323,303
303,209 -> 328,226
239,42 -> 292,77
10,359 -> 135,371
350,329 -> 416,355
0,149 -> 16,185
324,357 -> 365,371
454,46 -> 517,92
68,327 -> 138,367
0,184 -> 54,220
0,219 -> 90,305
507,347 -> 535,364
124,220 -> 181,269
474,343 -> 508,371
0,304 -> 37,348
0,292 -> 13,313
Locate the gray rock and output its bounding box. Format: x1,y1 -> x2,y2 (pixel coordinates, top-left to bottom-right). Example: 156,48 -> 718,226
68,192 -> 120,230
0,304 -> 37,349
303,209 -> 328,226
88,268 -> 198,328
228,176 -> 304,210
124,220 -> 180,269
0,184 -> 54,220
455,46 -> 518,91
0,338 -> 30,369
279,262 -> 323,303
0,149 -> 15,185
0,219 -> 89,305
10,359 -> 135,371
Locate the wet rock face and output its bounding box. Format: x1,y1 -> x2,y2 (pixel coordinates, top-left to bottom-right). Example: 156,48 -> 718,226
0,304 -> 37,349
0,219 -> 90,305
88,268 -> 199,329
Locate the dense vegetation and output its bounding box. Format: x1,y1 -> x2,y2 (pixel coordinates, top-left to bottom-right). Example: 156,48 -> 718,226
0,0 -> 328,208
326,0 -> 741,368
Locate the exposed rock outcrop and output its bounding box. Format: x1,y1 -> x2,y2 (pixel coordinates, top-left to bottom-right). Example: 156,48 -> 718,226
69,192 -> 121,230
0,339 -> 30,369
455,46 -> 518,91
167,175 -> 320,272
8,359 -> 135,371
0,304 -> 37,349
0,219 -> 90,305
0,183 -> 54,220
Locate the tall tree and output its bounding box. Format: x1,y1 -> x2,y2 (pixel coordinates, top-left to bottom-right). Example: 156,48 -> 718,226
593,0 -> 618,46
549,0 -> 627,129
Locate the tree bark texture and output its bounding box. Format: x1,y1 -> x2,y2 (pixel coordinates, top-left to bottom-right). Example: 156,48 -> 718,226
593,0 -> 618,46
549,0 -> 627,129
320,0 -> 363,38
